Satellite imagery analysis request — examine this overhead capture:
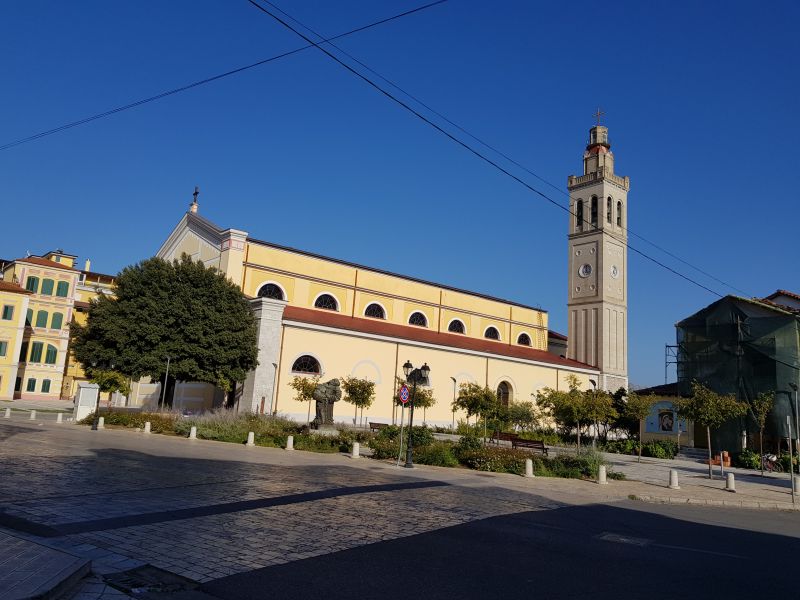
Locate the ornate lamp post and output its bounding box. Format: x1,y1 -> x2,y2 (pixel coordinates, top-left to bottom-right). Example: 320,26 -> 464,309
402,360 -> 430,468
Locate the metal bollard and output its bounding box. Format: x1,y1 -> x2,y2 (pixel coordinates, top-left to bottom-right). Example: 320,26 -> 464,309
189,426 -> 197,440
286,435 -> 294,451
598,465 -> 608,485
246,431 -> 255,446
56,412 -> 63,424
144,421 -> 151,434
97,416 -> 105,429
726,473 -> 736,493
29,410 -> 36,420
352,442 -> 360,459
3,408 -> 10,418
668,469 -> 680,490
524,458 -> 534,478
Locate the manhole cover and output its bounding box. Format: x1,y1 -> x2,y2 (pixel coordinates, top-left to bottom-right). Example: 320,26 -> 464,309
104,565 -> 200,596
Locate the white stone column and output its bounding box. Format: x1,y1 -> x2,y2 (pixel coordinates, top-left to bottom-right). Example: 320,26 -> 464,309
240,297 -> 287,414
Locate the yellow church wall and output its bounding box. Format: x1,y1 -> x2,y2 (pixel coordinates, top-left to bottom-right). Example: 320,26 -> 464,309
355,292 -> 393,321
0,290 -> 29,401
245,270 -> 296,302
245,244 -> 356,288
402,303 -> 438,329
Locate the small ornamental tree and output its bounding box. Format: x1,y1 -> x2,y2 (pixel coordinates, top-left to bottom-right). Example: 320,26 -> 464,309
411,386 -> 436,424
583,388 -> 617,447
454,383 -> 498,443
71,255 -> 259,405
88,368 -> 131,406
674,381 -> 748,479
289,375 -> 319,424
750,391 -> 774,476
536,375 -> 586,451
508,401 -> 538,432
342,377 -> 376,427
624,391 -> 658,463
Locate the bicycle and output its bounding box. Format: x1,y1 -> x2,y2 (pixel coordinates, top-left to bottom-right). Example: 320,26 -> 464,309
761,453 -> 783,473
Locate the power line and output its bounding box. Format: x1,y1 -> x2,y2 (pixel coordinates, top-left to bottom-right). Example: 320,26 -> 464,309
0,0 -> 448,152
246,0 -> 727,298
261,0 -> 752,299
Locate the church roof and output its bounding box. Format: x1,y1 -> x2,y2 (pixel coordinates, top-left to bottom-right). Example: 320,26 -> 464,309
282,305 -> 595,372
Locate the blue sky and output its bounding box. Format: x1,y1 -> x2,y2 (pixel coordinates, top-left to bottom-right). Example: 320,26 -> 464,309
2,1 -> 798,387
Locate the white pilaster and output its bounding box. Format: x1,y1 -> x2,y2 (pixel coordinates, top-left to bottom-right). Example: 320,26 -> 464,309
240,297 -> 287,414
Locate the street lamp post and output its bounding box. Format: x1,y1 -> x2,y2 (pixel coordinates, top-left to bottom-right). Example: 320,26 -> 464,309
402,360 -> 431,469
589,379 -> 598,450
450,376 -> 457,431
790,382 -> 799,474
160,356 -> 171,411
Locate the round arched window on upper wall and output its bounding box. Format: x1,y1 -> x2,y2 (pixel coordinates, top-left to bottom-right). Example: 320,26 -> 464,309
448,319 -> 466,334
607,197 -> 612,224
364,303 -> 386,319
497,381 -> 511,408
314,293 -> 339,311
517,333 -> 531,346
484,326 -> 500,340
576,199 -> 584,231
257,283 -> 285,300
617,201 -> 623,227
291,355 -> 321,374
408,311 -> 428,327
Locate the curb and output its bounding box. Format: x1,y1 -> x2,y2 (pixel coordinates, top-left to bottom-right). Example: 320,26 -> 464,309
630,494 -> 800,512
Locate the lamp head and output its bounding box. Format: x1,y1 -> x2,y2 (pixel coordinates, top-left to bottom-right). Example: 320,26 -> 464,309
790,383 -> 798,392
589,379 -> 597,389
402,360 -> 413,378
420,363 -> 430,379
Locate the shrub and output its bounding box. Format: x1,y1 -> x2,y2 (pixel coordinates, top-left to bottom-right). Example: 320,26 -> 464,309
604,439 -> 639,455
369,437 -> 400,460
414,442 -> 459,467
454,433 -> 483,458
80,411 -> 178,434
455,420 -> 482,436
516,428 -> 566,447
733,449 -> 760,470
457,447 -> 530,475
604,439 -> 678,460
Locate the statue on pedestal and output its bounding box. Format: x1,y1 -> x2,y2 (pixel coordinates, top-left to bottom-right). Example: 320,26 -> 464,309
311,378 -> 341,429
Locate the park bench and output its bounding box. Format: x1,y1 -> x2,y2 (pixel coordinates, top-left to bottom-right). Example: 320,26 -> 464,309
369,422 -> 389,433
511,439 -> 549,456
491,431 -> 519,444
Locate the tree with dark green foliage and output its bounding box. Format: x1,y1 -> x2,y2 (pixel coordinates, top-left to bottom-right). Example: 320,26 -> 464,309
674,381 -> 748,479
536,374 -> 587,451
412,386 -> 436,424
71,255 -> 259,405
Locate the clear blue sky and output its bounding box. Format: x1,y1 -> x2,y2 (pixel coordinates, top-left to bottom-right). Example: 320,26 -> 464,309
2,1 -> 798,387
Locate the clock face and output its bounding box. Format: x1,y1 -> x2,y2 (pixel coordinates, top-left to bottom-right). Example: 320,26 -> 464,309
578,263 -> 592,278
610,265 -> 619,279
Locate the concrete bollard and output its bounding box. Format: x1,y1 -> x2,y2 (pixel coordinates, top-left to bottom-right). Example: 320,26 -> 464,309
668,469 -> 680,490
97,416 -> 105,429
4,408 -> 10,419
524,458 -> 534,478
246,431 -> 255,446
286,435 -> 294,451
144,421 -> 151,434
189,426 -> 197,440
56,412 -> 63,424
726,472 -> 736,493
598,465 -> 608,485
351,442 -> 360,459
29,410 -> 36,420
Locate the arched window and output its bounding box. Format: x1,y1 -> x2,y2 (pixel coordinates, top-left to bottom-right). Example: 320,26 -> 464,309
517,333 -> 531,346
484,326 -> 500,340
50,313 -> 63,330
364,303 -> 385,319
497,381 -> 511,408
576,200 -> 584,231
41,279 -> 54,295
590,196 -> 598,227
257,283 -> 284,300
607,197 -> 612,224
291,355 -> 321,374
408,311 -> 428,327
45,345 -> 58,365
617,201 -> 623,227
25,276 -> 39,293
56,281 -> 69,297
25,309 -> 33,326
29,342 -> 43,362
35,310 -> 48,328
314,293 -> 338,311
448,319 -> 465,334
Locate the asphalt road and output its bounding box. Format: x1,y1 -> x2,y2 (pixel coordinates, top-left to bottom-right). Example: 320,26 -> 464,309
202,501 -> 800,600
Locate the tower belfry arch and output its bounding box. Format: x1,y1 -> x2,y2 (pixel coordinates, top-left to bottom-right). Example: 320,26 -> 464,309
566,120 -> 630,392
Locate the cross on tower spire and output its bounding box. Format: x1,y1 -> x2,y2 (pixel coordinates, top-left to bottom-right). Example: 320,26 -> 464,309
189,186 -> 199,214
593,107 -> 605,126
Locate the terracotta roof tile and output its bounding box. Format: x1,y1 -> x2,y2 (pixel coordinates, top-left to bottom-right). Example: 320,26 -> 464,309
14,256 -> 78,271
0,281 -> 32,295
282,305 -> 596,371
548,330 -> 568,341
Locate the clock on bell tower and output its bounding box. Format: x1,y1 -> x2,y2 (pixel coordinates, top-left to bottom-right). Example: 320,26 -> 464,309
566,120 -> 629,392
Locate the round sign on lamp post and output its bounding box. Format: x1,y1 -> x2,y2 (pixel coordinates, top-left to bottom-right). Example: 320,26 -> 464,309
399,385 -> 410,404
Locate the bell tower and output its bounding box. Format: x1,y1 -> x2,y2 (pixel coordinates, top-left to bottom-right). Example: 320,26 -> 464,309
566,119 -> 629,392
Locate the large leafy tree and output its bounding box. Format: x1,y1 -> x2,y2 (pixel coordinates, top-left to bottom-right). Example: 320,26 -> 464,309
536,375 -> 587,451
674,381 -> 748,479
72,256 -> 259,403
623,391 -> 658,463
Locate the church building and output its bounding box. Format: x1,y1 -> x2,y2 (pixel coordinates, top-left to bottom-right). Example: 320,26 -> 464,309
143,123 -> 628,423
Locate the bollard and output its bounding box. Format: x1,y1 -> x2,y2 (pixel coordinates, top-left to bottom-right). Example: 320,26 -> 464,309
29,410 -> 36,420
286,435 -> 294,451
352,442 -> 360,459
246,431 -> 255,446
144,421 -> 151,434
726,473 -> 736,493
97,416 -> 105,429
524,458 -> 534,478
3,408 -> 10,419
598,465 -> 608,485
189,426 -> 197,440
56,412 -> 63,424
668,469 -> 680,490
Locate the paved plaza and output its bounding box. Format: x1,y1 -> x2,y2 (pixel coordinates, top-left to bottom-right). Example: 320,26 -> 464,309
1,410 -> 799,598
